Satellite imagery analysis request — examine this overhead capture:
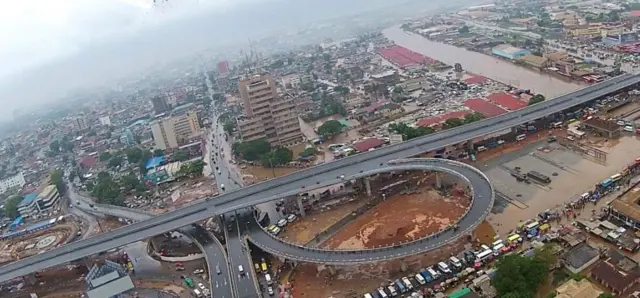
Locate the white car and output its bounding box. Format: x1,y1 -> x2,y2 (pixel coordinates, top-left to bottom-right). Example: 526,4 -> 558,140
277,219 -> 287,227
193,269 -> 205,275
198,283 -> 206,291
286,214 -> 297,223
267,287 -> 274,295
220,184 -> 225,191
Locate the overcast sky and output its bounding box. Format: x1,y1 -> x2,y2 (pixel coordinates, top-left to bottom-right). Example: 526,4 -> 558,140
0,0 -> 255,79
0,0 -> 471,119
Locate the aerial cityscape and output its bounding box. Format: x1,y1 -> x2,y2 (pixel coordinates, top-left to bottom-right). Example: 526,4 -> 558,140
8,0 -> 640,297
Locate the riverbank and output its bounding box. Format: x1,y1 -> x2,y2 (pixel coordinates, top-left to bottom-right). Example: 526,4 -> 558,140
382,25 -> 582,98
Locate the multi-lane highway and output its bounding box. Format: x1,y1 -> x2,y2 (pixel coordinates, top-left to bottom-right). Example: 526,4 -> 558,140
1,73 -> 639,282
209,108 -> 262,298
245,158 -> 493,264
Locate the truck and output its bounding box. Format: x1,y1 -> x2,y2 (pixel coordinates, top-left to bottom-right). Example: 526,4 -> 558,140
419,270 -> 433,282
526,171 -> 551,184
394,279 -> 407,293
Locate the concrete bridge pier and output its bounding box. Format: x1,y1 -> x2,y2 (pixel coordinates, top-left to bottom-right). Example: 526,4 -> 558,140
297,196 -> 306,218
328,265 -> 336,275
400,260 -> 408,272
435,172 -> 442,189
364,178 -> 372,196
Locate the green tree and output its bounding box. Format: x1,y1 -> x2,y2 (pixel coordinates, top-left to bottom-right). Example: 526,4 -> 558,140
202,97 -> 212,107
3,195 -> 23,219
464,112 -> 485,124
188,160 -> 206,176
99,152 -> 112,161
334,86 -> 350,95
125,148 -> 144,164
389,123 -> 435,140
49,169 -> 66,195
232,139 -> 271,161
120,173 -> 142,191
317,120 -> 343,137
49,140 -> 60,153
108,156 -> 123,168
393,86 -> 404,94
299,147 -> 316,158
597,294 -> 614,298
443,118 -> 465,129
173,150 -> 190,162
261,148 -> 293,167
91,173 -> 124,206
223,121 -> 235,135
458,25 -> 470,34
529,94 -> 546,105
493,249 -> 550,297
153,149 -> 164,157
177,160 -> 207,177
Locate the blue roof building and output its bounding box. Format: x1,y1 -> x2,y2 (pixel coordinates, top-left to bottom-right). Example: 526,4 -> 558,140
492,44 -> 531,60
145,156 -> 165,170
17,193 -> 40,219
9,216 -> 23,231
120,128 -> 135,146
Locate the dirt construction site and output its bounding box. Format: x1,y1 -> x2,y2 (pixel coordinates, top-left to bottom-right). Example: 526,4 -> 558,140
322,187 -> 470,249
283,172 -> 484,297
0,224 -> 76,264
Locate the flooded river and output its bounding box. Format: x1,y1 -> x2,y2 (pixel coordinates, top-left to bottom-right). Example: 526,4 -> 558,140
382,26 -> 582,98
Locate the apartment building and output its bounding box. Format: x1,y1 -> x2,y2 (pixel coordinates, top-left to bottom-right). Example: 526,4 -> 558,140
17,193 -> 40,219
37,185 -> 60,211
151,96 -> 170,114
73,117 -> 90,131
0,172 -> 25,194
150,107 -> 201,150
17,185 -> 60,219
237,74 -> 303,147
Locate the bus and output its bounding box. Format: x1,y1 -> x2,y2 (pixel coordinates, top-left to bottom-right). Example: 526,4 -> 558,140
184,277 -> 195,288
476,250 -> 493,262
507,234 -> 522,243
261,262 -> 268,272
611,173 -> 622,182
525,221 -> 540,231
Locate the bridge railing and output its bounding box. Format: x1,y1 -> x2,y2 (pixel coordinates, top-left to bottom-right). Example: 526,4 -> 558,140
246,158 -> 495,263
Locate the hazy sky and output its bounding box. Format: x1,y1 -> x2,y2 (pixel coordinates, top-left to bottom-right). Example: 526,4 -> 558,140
0,0 -> 471,118
0,0 -> 256,79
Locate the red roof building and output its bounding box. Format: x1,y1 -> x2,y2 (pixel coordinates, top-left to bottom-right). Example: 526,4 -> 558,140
416,111 -> 470,127
353,138 -> 386,152
464,98 -> 507,118
464,75 -> 488,85
377,46 -> 438,68
486,92 -> 527,111
80,156 -> 97,169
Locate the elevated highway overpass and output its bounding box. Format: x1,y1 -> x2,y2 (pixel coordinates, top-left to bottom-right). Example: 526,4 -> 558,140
0,73 -> 639,282
245,158 -> 493,264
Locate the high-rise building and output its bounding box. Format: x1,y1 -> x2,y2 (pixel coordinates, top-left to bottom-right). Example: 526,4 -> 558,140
151,96 -> 169,114
150,108 -> 201,150
218,61 -> 230,74
73,117 -> 90,131
237,74 -> 303,147
150,118 -> 178,150
120,128 -> 135,146
99,116 -> 112,126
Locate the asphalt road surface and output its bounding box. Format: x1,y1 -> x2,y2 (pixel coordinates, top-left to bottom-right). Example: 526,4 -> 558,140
245,159 -> 493,264
210,109 -> 261,298
0,74 -> 638,282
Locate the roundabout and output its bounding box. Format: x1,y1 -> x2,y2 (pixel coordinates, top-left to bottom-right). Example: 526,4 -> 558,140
245,158 -> 495,264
